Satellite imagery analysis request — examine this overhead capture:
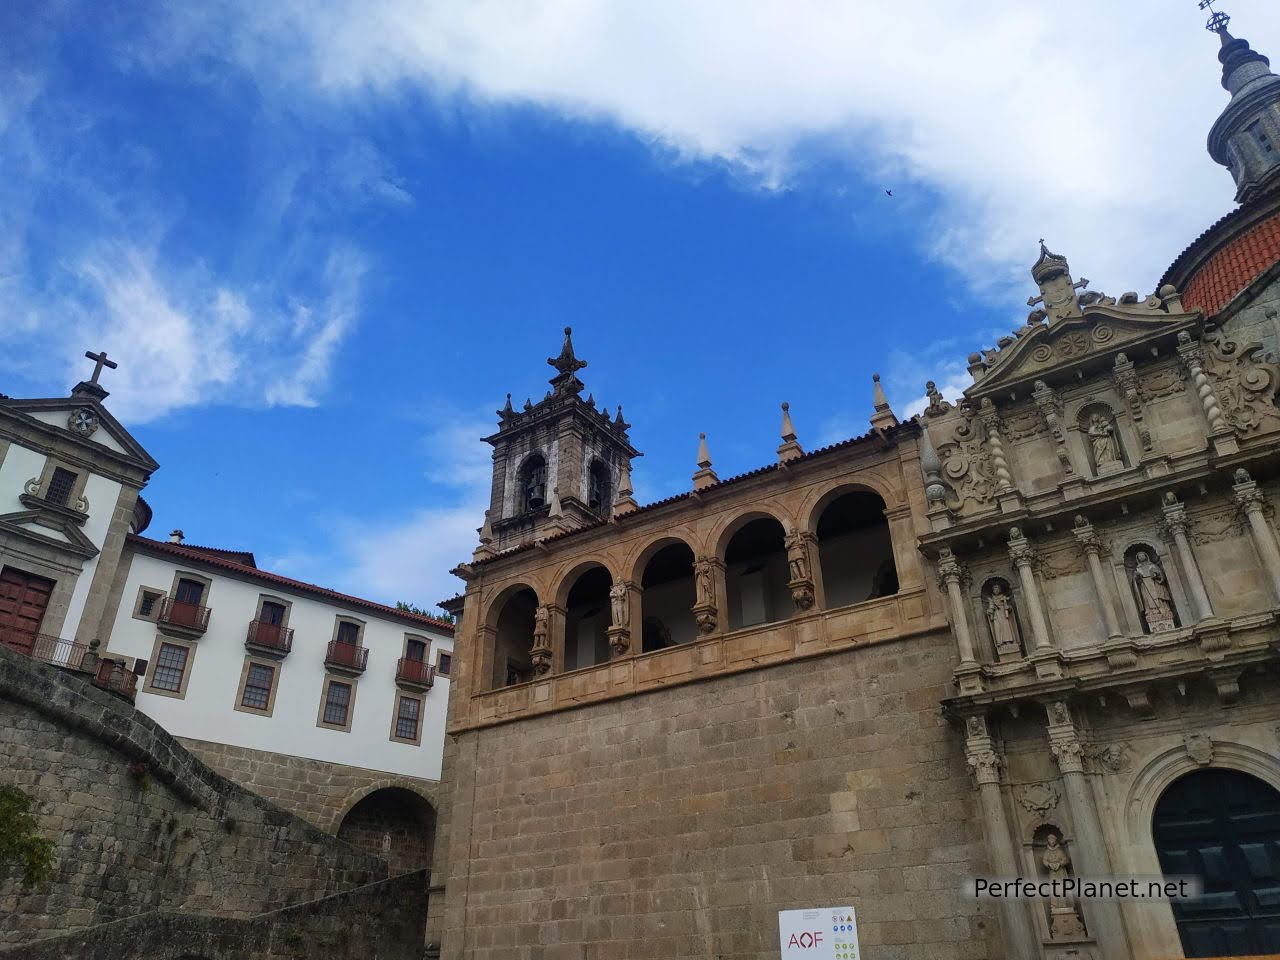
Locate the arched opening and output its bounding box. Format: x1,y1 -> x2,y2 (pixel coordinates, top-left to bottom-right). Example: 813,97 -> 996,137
1153,768 -> 1280,956
492,587 -> 538,688
563,565 -> 611,671
724,516 -> 789,631
815,490 -> 897,608
639,541 -> 696,652
337,787 -> 437,877
587,459 -> 611,512
518,454 -> 547,513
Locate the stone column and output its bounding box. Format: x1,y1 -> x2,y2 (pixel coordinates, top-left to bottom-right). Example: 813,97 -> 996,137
1233,469 -> 1280,604
1045,701 -> 1130,960
937,548 -> 977,664
1161,493 -> 1214,621
979,399 -> 1014,492
1073,516 -> 1121,639
1176,331 -> 1231,437
1008,528 -> 1051,651
964,716 -> 1040,958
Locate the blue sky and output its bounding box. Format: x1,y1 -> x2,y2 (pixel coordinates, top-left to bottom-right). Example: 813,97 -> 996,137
2,1 -> 1276,609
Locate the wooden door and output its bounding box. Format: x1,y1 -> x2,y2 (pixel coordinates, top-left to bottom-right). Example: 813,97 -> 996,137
0,567 -> 55,656
1154,768 -> 1280,956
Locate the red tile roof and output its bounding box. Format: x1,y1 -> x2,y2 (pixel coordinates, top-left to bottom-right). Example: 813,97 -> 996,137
127,534 -> 454,633
1180,208 -> 1280,317
169,543 -> 257,567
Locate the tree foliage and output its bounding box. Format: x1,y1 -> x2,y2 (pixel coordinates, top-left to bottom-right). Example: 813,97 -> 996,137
0,785 -> 55,889
396,601 -> 455,623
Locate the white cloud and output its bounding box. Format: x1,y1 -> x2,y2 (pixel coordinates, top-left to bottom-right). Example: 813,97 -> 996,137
200,0 -> 1280,301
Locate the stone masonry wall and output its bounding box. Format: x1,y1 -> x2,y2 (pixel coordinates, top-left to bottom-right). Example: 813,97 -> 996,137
176,737 -> 442,834
0,646 -> 388,947
0,869 -> 430,960
440,632 -> 998,960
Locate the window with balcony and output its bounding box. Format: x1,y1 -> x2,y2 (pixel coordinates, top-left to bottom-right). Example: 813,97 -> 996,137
246,597 -> 292,655
325,617 -> 368,673
159,575 -> 212,634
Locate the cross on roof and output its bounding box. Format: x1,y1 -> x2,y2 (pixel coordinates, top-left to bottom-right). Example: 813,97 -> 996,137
84,350 -> 118,384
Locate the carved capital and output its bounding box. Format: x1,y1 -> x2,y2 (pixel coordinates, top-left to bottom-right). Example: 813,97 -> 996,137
1049,736 -> 1085,775
966,747 -> 1002,785
1008,528 -> 1037,568
1071,515 -> 1102,556
1161,493 -> 1191,539
936,547 -> 965,588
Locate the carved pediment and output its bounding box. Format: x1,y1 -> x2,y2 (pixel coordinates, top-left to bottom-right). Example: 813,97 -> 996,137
0,396 -> 159,474
967,301 -> 1201,400
0,510 -> 100,560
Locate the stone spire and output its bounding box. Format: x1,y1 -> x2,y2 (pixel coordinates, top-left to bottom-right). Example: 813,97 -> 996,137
692,433 -> 719,490
547,326 -> 588,398
1205,9 -> 1280,202
777,402 -> 804,463
918,424 -> 947,507
869,374 -> 899,431
613,458 -> 639,514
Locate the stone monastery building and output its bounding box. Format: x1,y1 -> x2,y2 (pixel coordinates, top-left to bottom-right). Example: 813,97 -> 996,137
434,13 -> 1280,960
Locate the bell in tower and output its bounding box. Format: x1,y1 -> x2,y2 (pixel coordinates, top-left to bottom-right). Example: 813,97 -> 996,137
479,328 -> 642,554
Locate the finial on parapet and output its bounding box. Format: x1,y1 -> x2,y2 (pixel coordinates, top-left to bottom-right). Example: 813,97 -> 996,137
870,374 -> 899,431
614,459 -> 639,515
918,424 -> 947,507
693,432 -> 719,490
614,405 -> 630,432
777,402 -> 804,463
473,510 -> 496,560
547,326 -> 588,398
1028,240 -> 1086,321
497,393 -> 515,423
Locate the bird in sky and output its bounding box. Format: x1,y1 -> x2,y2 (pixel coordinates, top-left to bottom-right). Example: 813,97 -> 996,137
885,189 -> 893,197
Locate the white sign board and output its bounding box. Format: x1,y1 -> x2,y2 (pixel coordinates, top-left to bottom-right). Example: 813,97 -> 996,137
778,906 -> 859,960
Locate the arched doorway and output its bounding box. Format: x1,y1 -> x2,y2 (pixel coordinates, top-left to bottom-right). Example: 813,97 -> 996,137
1153,768 -> 1280,957
491,587 -> 538,688
638,541 -> 697,651
338,787 -> 437,877
563,566 -> 611,671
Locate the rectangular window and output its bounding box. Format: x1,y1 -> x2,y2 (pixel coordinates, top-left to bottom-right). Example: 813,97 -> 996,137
405,637 -> 427,662
138,590 -> 162,617
45,467 -> 77,507
336,621 -> 360,645
322,681 -> 352,726
152,643 -> 189,692
175,578 -> 205,605
240,663 -> 274,710
395,696 -> 421,741
437,652 -> 452,677
1249,120 -> 1274,154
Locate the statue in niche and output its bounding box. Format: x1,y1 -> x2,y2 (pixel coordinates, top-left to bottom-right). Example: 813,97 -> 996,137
1087,413 -> 1119,471
695,561 -> 715,606
784,530 -> 810,582
609,580 -> 628,628
381,832 -> 392,856
1042,832 -> 1087,940
984,581 -> 1023,659
1132,551 -> 1177,633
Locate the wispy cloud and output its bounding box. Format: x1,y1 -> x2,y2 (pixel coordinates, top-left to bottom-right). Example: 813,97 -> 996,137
180,0 -> 1278,303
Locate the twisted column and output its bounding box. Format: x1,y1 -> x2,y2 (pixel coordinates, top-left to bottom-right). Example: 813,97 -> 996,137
979,398 -> 1014,492
1176,331 -> 1230,436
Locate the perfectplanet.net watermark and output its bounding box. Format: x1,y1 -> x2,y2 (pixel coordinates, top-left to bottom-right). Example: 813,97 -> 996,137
970,876 -> 1203,901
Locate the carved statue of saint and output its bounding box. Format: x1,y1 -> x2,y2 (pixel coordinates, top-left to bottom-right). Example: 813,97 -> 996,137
1042,833 -> 1086,939
532,605 -> 549,649
609,580 -> 628,628
695,561 -> 714,606
984,582 -> 1022,657
1133,551 -> 1176,632
1088,414 -> 1118,467
784,531 -> 809,582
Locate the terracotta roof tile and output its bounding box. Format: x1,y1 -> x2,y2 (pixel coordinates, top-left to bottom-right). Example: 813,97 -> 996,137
127,534 -> 454,633
1180,210 -> 1280,316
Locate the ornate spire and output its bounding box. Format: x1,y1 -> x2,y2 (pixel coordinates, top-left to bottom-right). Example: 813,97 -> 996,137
692,432 -> 719,490
547,326 -> 588,397
870,374 -> 899,431
1204,5 -> 1280,202
614,459 -> 639,514
614,404 -> 630,432
777,402 -> 803,463
918,425 -> 947,507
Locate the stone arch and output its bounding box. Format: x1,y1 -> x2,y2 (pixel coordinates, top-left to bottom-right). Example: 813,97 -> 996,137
556,561 -> 614,671
634,538 -> 698,651
587,457 -> 611,511
717,511 -> 791,631
807,484 -> 897,610
627,534 -> 698,586
800,478 -> 898,535
552,559 -> 618,610
336,785 -> 437,877
484,582 -> 540,689
710,506 -> 794,561
515,451 -> 548,513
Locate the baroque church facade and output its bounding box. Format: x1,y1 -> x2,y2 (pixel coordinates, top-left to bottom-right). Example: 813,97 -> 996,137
435,13 -> 1280,960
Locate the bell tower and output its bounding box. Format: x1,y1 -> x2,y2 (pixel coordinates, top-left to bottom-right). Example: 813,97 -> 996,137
476,328 -> 641,556
1204,3 -> 1280,203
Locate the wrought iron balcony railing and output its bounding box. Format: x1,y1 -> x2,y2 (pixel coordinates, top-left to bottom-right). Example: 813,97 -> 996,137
245,620 -> 293,656
157,598 -> 211,635
324,640 -> 368,674
395,657 -> 435,689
